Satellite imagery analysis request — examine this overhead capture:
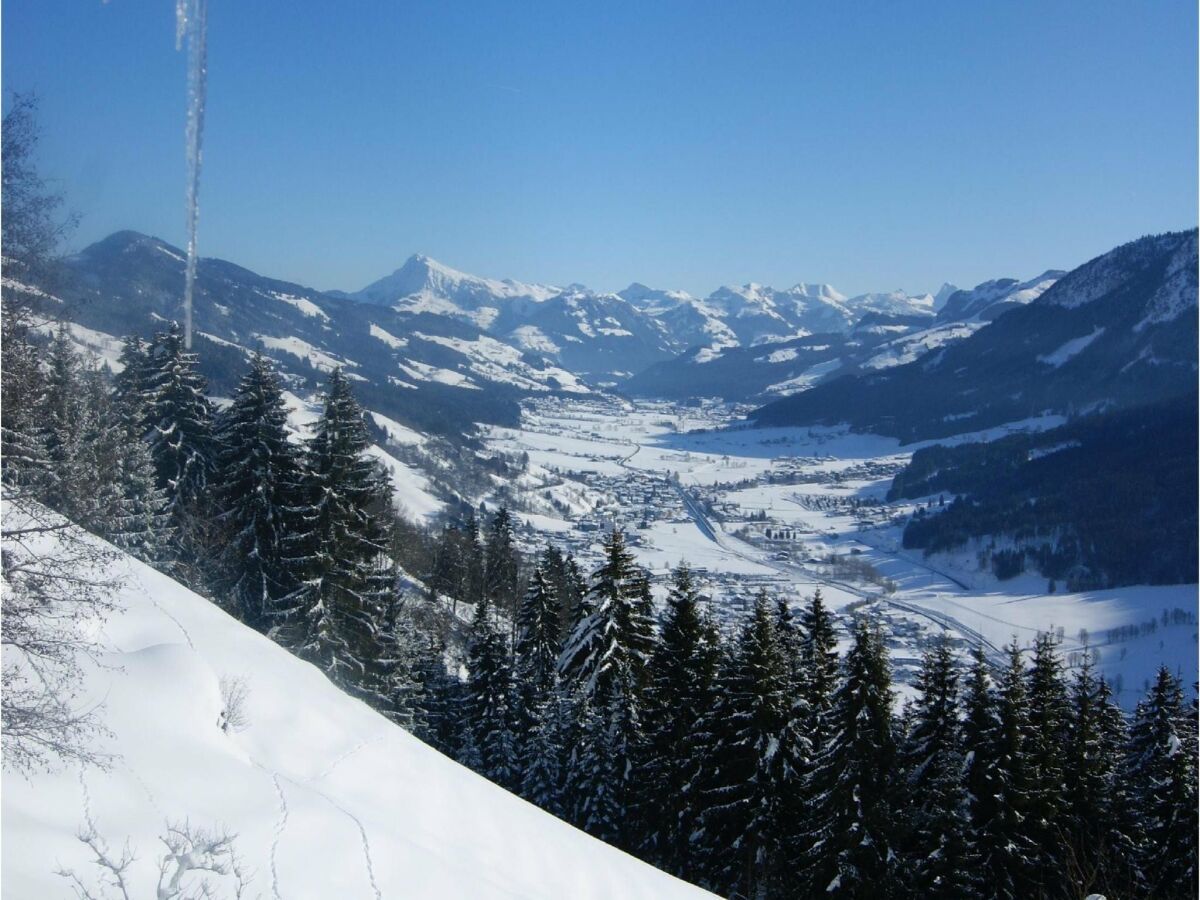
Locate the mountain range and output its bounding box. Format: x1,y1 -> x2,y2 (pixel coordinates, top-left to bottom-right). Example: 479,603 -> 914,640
13,228 -> 1195,452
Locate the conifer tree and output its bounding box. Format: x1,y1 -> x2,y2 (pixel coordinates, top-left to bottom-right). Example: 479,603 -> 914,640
212,353 -> 303,629
39,326 -> 88,518
463,510 -> 485,608
275,368 -> 394,704
1024,631 -> 1070,893
642,565 -> 722,877
1062,650 -> 1139,897
800,587 -> 839,749
73,365 -> 132,533
699,591 -> 806,898
513,566 -> 563,723
903,637 -> 981,898
972,642 -> 1038,898
519,686 -> 569,817
483,507 -> 520,617
567,693 -> 623,842
379,594 -> 429,734
427,523 -> 465,611
1127,667 -> 1198,898
144,323 -> 217,583
466,597 -> 517,789
799,617 -> 900,898
558,529 -> 655,702
113,335 -> 154,435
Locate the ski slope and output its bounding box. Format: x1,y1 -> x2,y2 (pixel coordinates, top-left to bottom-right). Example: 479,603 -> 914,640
1,517 -> 712,899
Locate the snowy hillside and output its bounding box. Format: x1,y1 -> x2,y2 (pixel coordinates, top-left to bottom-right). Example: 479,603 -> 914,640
1,512 -> 711,899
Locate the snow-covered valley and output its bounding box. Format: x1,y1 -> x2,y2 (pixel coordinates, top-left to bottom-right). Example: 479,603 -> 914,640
485,396 -> 1198,705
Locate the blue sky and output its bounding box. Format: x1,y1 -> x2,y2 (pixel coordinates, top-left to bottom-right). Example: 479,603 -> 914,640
4,0 -> 1196,296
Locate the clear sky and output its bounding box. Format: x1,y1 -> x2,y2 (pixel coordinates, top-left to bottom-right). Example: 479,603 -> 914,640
4,0 -> 1197,297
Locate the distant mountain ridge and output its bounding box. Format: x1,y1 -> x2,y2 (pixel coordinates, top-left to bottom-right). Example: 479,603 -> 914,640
26,231 -> 591,440
341,253 -> 956,369
752,230 -> 1198,441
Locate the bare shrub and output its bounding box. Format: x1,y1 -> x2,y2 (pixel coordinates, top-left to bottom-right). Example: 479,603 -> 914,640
56,817 -> 254,900
217,676 -> 250,734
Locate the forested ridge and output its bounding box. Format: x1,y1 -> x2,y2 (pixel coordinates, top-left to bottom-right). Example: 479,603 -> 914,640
891,394 -> 1198,589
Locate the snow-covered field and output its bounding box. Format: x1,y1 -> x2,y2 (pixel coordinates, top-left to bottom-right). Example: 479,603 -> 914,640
484,397 -> 1198,704
1,514 -> 712,899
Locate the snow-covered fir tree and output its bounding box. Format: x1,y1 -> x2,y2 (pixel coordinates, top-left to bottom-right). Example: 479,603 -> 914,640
211,352 -> 304,629
483,507 -> 520,619
144,322 -> 218,585
1127,666 -> 1198,898
1023,631 -> 1070,892
513,566 -> 563,727
641,564 -> 721,878
378,593 -> 430,734
697,590 -> 806,898
972,642 -> 1039,898
800,587 -> 839,750
798,617 -> 900,898
558,528 -> 655,701
1062,650 -> 1140,896
467,596 -> 517,790
519,684 -> 569,817
902,637 -> 981,899
274,367 -> 395,705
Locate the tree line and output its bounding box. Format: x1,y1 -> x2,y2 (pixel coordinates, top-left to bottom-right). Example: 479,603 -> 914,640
2,320 -> 1196,898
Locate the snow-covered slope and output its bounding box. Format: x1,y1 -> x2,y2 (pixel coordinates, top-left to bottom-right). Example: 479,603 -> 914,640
1,516 -> 712,900
935,271 -> 1062,323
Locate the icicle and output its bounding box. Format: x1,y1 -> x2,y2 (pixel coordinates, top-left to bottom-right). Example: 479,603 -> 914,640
176,0 -> 208,349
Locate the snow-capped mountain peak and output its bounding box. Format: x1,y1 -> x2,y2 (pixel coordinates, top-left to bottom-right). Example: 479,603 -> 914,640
789,282 -> 848,304
353,254 -> 561,320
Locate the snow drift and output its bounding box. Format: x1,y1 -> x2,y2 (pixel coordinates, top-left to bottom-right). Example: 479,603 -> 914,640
1,516 -> 712,899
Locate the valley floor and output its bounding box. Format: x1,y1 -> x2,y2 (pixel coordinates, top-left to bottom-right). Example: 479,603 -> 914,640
485,396 -> 1198,705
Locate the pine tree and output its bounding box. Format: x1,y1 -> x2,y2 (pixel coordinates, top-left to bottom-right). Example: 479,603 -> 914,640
903,637 -> 981,899
519,684 -> 570,816
698,591 -> 806,898
800,587 -> 839,749
100,337 -> 171,563
113,335 -> 154,435
973,642 -> 1038,898
558,528 -> 655,702
144,323 -> 217,583
513,566 -> 563,728
466,597 -> 517,789
275,368 -> 394,705
642,565 -> 722,877
1127,667 -> 1198,898
1062,650 -> 1139,897
463,510 -> 485,609
1024,631 -> 1070,894
211,353 -> 303,629
567,692 -> 623,842
483,507 -> 520,618
1094,676 -> 1145,896
427,523 -> 466,611
798,617 -> 900,899
39,325 -> 88,518
73,365 -> 132,535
